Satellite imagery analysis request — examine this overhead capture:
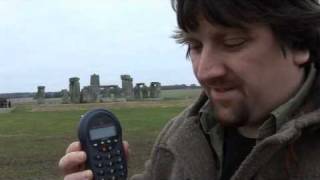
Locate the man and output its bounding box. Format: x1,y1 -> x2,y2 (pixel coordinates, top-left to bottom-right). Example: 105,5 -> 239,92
59,0 -> 320,179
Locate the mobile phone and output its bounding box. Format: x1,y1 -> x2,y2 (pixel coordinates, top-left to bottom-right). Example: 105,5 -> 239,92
78,109 -> 127,180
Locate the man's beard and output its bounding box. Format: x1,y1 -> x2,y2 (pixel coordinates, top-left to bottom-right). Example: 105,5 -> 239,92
211,99 -> 250,127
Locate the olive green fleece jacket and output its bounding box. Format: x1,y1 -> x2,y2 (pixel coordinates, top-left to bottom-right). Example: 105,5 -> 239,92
130,80 -> 320,179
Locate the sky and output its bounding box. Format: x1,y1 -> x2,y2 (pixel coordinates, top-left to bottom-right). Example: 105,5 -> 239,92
0,0 -> 198,93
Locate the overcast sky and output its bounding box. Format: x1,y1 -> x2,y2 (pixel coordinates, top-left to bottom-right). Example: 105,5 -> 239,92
0,0 -> 197,93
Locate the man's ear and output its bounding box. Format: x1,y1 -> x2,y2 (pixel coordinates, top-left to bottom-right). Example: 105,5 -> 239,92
293,49 -> 310,66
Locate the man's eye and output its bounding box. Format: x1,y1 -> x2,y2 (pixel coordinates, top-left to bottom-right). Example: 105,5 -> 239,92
188,41 -> 202,51
223,38 -> 247,47
189,43 -> 202,50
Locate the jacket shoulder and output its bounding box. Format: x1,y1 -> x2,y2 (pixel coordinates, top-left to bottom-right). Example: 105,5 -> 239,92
155,92 -> 209,147
130,94 -> 217,180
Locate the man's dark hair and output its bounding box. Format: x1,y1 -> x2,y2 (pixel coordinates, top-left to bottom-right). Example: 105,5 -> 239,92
172,0 -> 320,68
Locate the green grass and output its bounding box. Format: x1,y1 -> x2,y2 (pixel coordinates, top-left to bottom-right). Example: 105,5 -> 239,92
161,89 -> 202,100
0,103 -> 186,179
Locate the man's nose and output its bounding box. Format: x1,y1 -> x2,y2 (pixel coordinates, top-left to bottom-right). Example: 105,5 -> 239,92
195,47 -> 227,83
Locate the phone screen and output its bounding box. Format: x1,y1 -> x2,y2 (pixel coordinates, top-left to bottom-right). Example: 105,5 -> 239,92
89,126 -> 116,140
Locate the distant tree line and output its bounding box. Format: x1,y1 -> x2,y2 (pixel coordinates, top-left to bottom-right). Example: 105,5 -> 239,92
0,92 -> 63,99
0,93 -> 35,99
161,84 -> 201,90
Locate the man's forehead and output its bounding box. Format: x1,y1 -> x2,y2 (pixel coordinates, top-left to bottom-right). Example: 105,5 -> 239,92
182,19 -> 252,38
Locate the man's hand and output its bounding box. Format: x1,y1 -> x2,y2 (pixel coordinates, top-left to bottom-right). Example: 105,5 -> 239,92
58,141 -> 129,180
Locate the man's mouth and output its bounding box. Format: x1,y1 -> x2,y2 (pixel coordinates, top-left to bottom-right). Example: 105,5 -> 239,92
210,85 -> 240,101
213,86 -> 235,92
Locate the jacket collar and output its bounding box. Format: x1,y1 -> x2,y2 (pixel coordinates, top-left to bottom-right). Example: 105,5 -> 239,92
257,63 -> 317,140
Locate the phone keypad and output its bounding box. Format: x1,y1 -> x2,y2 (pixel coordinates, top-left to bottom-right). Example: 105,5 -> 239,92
91,137 -> 127,180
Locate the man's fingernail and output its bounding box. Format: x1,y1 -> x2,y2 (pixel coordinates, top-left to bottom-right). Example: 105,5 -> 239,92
84,170 -> 93,178
79,151 -> 86,159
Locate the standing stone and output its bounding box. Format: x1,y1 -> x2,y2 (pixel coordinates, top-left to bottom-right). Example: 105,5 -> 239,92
134,83 -> 142,99
89,74 -> 100,102
142,84 -> 149,98
134,83 -> 149,99
108,85 -> 121,99
80,87 -> 90,103
90,74 -> 100,87
69,77 -> 81,103
150,82 -> 161,98
0,98 -> 8,108
100,86 -> 109,98
81,86 -> 99,103
61,89 -> 70,104
121,75 -> 134,100
100,85 -> 121,99
35,86 -> 45,104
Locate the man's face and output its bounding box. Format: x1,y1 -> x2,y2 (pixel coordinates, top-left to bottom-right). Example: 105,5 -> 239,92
184,19 -> 309,127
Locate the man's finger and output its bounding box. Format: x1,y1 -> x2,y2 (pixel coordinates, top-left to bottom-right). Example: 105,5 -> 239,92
123,141 -> 129,161
64,170 -> 93,180
59,151 -> 86,175
66,141 -> 82,154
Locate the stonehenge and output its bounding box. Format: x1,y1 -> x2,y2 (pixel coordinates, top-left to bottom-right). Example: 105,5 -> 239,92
35,74 -> 161,104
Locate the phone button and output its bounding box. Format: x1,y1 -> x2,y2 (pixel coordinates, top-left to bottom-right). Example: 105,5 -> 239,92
106,161 -> 113,167
116,157 -> 122,163
97,170 -> 105,176
96,162 -> 103,168
95,154 -> 102,160
100,144 -> 108,152
109,168 -> 115,174
106,153 -> 112,159
115,150 -> 121,155
119,171 -> 125,177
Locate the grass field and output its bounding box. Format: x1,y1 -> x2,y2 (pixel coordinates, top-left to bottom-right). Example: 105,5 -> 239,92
0,89 -> 201,179
161,88 -> 202,100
